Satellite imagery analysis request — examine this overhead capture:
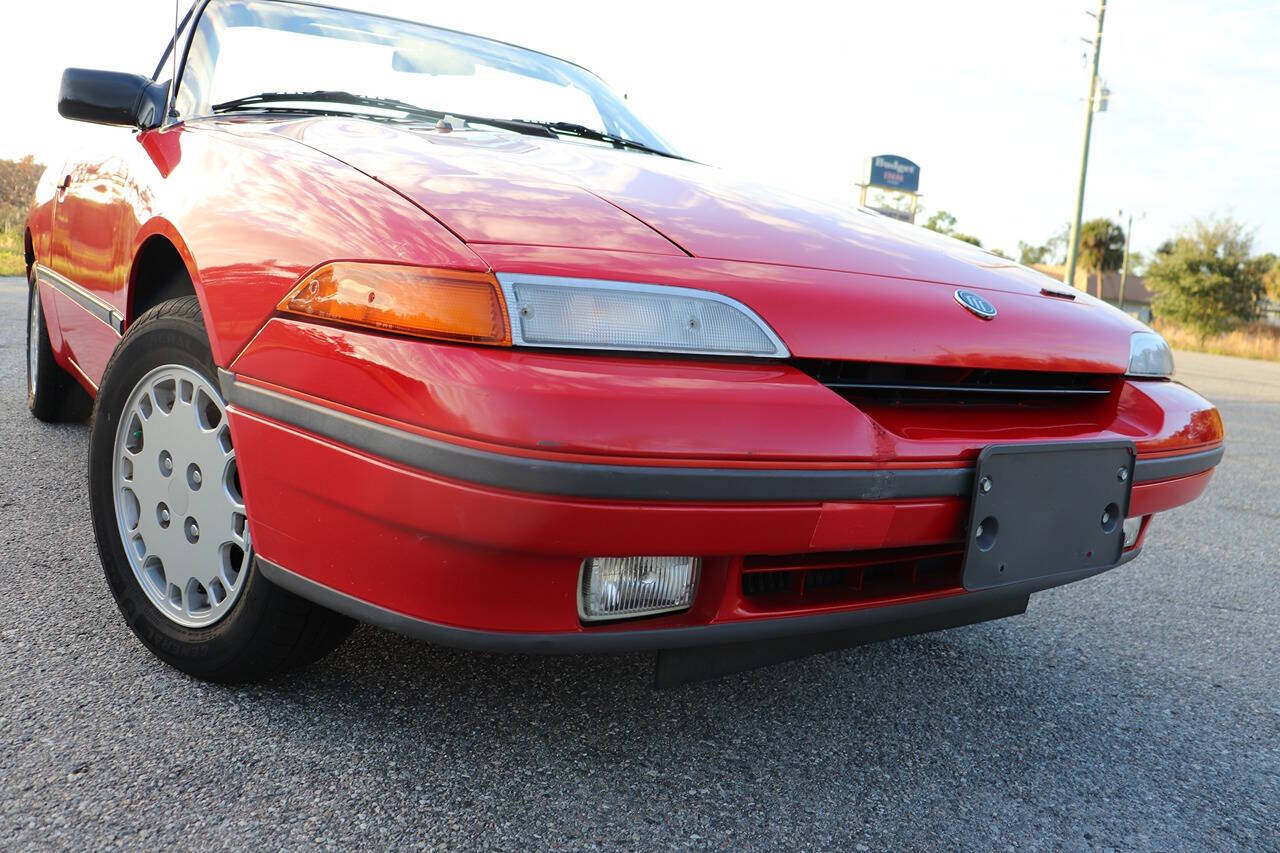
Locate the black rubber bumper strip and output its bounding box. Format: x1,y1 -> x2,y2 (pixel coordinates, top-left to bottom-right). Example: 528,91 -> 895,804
220,370 -> 971,502
218,370 -> 1222,503
257,549 -> 1140,654
1133,445 -> 1224,482
34,264 -> 124,334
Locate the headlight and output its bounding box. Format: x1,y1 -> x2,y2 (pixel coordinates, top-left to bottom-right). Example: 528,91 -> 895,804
1127,331 -> 1174,378
497,273 -> 789,358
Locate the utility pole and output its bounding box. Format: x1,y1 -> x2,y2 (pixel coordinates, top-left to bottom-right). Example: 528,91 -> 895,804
1117,209 -> 1144,310
1063,0 -> 1107,291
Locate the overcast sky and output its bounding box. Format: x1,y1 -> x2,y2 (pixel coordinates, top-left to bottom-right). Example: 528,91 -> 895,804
2,0 -> 1276,258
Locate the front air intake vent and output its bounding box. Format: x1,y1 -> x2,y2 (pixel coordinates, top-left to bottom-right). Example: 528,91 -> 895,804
739,547 -> 964,610
796,359 -> 1117,405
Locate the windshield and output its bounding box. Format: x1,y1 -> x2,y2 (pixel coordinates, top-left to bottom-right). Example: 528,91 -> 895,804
173,0 -> 676,154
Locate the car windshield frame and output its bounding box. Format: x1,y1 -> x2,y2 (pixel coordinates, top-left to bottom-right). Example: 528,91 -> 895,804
155,0 -> 678,156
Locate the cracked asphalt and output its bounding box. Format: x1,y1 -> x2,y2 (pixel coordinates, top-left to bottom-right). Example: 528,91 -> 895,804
1,277 -> 1276,850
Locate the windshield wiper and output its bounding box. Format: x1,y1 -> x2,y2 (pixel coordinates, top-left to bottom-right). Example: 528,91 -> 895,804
211,91 -> 557,136
513,120 -> 686,159
211,92 -> 686,159
212,90 -> 445,120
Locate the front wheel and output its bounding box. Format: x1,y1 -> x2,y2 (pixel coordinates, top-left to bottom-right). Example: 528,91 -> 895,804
88,296 -> 354,681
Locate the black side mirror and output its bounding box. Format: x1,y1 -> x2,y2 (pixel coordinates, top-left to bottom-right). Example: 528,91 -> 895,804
58,68 -> 167,129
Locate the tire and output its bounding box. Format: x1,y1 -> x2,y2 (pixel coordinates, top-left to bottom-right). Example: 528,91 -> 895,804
26,269 -> 88,422
88,296 -> 354,681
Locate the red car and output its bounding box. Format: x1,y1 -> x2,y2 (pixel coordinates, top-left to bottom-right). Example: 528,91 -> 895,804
25,0 -> 1223,684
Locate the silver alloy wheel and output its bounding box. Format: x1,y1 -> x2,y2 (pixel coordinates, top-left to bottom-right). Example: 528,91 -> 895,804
28,284 -> 40,396
112,364 -> 250,627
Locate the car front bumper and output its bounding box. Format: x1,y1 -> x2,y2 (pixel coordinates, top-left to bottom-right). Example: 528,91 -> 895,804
218,333 -> 1222,652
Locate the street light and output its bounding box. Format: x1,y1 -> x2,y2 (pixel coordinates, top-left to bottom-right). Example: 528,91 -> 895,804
1117,210 -> 1146,311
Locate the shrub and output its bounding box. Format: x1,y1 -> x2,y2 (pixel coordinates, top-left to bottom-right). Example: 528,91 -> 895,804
1154,319 -> 1280,362
1146,216 -> 1267,339
0,228 -> 25,277
0,156 -> 45,232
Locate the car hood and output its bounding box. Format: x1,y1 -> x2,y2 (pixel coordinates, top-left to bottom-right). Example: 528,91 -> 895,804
257,117 -> 1141,371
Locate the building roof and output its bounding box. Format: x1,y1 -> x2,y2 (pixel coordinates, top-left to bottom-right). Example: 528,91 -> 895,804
1032,264 -> 1151,305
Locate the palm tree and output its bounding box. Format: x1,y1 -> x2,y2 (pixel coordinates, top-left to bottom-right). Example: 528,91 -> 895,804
1076,218 -> 1127,298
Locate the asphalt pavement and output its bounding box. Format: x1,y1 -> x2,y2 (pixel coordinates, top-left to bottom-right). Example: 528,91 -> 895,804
1,276 -> 1276,850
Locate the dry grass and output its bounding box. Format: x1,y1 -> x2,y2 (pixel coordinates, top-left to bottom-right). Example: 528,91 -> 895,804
1153,318 -> 1280,362
0,229 -> 24,277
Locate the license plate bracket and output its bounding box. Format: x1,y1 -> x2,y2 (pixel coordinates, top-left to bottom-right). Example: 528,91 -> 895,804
962,441 -> 1136,591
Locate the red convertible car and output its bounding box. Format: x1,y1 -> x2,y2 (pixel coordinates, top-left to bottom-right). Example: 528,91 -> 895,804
25,0 -> 1223,684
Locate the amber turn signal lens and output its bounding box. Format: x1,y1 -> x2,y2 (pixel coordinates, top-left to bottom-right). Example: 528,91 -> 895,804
278,263 -> 511,345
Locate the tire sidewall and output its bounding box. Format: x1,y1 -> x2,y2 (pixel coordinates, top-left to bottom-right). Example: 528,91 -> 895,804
88,305 -> 273,677
26,281 -> 38,410
27,273 -> 56,414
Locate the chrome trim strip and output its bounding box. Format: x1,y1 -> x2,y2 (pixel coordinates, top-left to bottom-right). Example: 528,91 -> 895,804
34,263 -> 123,334
218,370 -> 1221,502
495,272 -> 790,358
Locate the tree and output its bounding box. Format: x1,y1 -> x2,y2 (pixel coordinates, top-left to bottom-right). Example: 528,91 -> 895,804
1017,223 -> 1070,266
1075,218 -> 1126,297
0,156 -> 45,232
1125,250 -> 1148,276
1259,253 -> 1280,301
1145,216 -> 1266,339
924,210 -> 957,233
1018,241 -> 1051,265
923,210 -> 982,247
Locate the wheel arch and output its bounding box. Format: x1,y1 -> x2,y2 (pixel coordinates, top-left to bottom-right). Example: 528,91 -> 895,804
127,230 -> 198,327
23,228 -> 35,273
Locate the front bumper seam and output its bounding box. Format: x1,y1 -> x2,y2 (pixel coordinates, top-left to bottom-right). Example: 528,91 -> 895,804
218,369 -> 1223,503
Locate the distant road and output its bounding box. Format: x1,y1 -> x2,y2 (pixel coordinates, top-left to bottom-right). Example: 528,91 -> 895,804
1174,347 -> 1280,401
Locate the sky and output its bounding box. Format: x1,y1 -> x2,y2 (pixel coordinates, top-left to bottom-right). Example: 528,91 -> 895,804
2,0 -> 1277,259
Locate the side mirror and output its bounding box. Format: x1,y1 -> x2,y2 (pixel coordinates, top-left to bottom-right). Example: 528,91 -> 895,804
58,68 -> 167,129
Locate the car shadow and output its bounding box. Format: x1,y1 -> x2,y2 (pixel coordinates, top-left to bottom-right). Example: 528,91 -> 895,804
218,614 -> 1155,796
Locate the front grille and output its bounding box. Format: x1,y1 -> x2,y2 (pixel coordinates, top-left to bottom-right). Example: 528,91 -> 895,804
740,546 -> 963,608
796,359 -> 1117,405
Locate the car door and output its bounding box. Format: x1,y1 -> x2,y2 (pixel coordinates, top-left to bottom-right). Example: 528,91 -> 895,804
49,152 -> 132,387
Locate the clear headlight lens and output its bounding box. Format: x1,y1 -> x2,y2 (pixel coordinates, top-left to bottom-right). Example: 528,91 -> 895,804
1127,331 -> 1174,378
497,273 -> 789,358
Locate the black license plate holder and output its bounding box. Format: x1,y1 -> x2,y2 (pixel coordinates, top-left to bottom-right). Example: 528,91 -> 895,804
962,441 -> 1136,591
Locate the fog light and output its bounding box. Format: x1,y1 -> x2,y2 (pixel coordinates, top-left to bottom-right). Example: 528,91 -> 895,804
1122,516 -> 1145,549
579,557 -> 700,622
